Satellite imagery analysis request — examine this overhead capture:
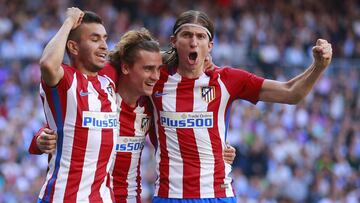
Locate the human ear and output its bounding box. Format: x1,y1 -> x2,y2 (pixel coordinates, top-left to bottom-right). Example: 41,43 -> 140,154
67,40 -> 79,56
121,63 -> 130,75
170,35 -> 176,48
208,41 -> 214,52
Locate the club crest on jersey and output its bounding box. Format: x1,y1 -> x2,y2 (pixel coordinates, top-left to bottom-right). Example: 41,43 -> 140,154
201,86 -> 215,103
107,85 -> 114,97
141,117 -> 151,132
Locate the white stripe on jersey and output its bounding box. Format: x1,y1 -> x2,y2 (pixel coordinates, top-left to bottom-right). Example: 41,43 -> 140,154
153,105 -> 161,196
164,73 -> 183,198
77,79 -> 101,201
38,85 -> 57,201
217,74 -> 234,197
193,74 -> 215,197
125,150 -> 140,198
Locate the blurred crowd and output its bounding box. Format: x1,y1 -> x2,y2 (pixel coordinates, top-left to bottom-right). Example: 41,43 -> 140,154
0,0 -> 359,202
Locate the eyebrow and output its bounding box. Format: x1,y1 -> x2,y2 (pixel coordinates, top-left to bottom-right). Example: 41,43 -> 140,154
143,65 -> 157,68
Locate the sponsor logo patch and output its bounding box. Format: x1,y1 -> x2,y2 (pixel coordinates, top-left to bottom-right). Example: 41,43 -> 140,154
82,111 -> 118,129
160,111 -> 213,129
115,136 -> 145,153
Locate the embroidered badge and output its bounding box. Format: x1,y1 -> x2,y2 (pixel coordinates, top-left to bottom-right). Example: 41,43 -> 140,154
107,85 -> 113,97
141,117 -> 150,132
201,86 -> 215,103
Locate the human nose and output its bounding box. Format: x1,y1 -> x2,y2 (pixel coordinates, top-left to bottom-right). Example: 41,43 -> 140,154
190,36 -> 198,48
100,38 -> 108,50
151,68 -> 160,81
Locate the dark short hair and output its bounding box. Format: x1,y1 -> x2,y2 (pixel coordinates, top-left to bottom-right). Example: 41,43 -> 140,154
68,11 -> 103,42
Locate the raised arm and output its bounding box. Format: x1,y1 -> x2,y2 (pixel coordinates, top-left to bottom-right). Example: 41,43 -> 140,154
259,39 -> 332,104
39,7 -> 84,86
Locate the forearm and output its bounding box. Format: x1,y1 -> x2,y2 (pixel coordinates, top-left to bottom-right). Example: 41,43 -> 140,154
259,39 -> 331,104
286,63 -> 326,102
39,19 -> 74,85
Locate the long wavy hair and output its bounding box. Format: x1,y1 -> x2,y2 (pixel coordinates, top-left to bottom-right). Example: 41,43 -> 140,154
108,28 -> 160,74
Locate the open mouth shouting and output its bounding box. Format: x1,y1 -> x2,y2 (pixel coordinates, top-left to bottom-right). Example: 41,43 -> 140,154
188,52 -> 198,65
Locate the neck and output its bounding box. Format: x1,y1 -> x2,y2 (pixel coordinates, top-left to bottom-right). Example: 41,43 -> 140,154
72,61 -> 98,77
117,76 -> 139,108
177,61 -> 204,79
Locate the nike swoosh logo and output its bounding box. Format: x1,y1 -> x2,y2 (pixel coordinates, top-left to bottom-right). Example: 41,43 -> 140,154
154,91 -> 167,97
80,90 -> 91,97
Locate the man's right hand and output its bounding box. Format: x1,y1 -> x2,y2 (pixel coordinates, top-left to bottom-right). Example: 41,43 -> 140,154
66,7 -> 85,29
36,128 -> 57,154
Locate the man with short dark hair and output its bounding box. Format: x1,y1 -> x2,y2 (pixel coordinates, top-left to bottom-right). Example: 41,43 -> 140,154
37,7 -> 117,203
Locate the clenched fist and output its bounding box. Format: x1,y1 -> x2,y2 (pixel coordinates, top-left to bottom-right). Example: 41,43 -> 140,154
312,39 -> 332,70
65,7 -> 84,29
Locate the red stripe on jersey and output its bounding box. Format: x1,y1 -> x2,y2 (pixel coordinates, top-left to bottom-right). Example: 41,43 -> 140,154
64,73 -> 90,202
89,77 -> 115,201
176,78 -> 201,198
207,76 -> 226,197
113,153 -> 131,203
152,71 -> 170,197
113,101 -> 136,201
107,173 -> 115,202
119,101 -> 136,135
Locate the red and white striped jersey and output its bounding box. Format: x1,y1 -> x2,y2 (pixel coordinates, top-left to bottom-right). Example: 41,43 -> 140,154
38,64 -> 118,203
109,95 -> 153,203
150,66 -> 264,199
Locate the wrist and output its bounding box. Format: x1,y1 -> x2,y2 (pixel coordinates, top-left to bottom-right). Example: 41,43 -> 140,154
312,62 -> 327,71
64,18 -> 77,28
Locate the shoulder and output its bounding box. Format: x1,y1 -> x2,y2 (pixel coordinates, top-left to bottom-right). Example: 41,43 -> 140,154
205,66 -> 249,77
99,63 -> 118,84
61,63 -> 77,73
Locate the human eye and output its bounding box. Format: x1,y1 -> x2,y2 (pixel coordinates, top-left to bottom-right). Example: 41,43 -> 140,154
198,34 -> 207,40
181,32 -> 191,38
144,66 -> 152,72
91,37 -> 99,42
